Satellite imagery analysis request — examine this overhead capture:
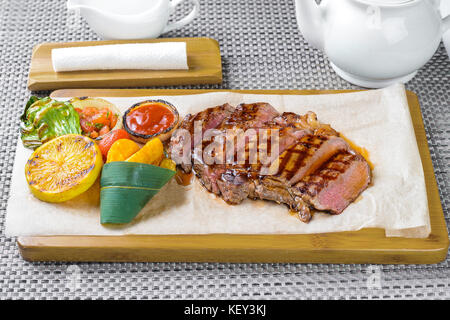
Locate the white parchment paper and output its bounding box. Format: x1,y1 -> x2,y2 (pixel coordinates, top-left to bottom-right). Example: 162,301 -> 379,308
5,84 -> 431,238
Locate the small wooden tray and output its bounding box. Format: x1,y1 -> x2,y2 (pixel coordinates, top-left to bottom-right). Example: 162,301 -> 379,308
27,38 -> 222,91
17,89 -> 449,264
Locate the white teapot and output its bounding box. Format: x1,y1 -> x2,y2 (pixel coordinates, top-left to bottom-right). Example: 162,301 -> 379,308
294,0 -> 450,88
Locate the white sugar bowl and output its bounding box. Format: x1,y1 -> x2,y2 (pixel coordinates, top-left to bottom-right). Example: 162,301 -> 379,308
67,0 -> 200,40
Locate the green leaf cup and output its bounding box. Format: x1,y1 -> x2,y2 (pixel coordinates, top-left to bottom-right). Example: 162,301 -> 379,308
100,161 -> 176,224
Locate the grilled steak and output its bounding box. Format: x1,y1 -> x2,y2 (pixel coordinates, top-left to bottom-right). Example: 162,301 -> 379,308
218,103 -> 280,130
252,177 -> 313,222
169,102 -> 372,222
169,103 -> 235,172
292,152 -> 371,215
273,111 -> 339,137
201,126 -> 312,203
271,135 -> 350,185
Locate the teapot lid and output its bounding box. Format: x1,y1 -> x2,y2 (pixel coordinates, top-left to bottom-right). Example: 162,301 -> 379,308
357,0 -> 416,6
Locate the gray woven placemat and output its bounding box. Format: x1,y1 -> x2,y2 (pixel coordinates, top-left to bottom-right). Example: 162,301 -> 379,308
0,0 -> 449,300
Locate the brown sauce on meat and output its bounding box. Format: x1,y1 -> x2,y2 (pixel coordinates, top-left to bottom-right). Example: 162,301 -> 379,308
339,133 -> 374,170
288,209 -> 298,216
175,170 -> 193,186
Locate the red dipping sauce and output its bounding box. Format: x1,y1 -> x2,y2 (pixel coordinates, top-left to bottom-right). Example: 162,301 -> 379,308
126,103 -> 175,136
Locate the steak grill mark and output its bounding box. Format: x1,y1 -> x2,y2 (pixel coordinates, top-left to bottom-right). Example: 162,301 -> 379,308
169,103 -> 372,222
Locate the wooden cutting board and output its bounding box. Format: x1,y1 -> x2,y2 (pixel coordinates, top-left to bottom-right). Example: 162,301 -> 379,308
17,89 -> 449,264
27,38 -> 222,91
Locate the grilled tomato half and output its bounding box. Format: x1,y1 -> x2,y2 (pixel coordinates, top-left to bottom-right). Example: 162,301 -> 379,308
70,97 -> 122,140
25,134 -> 103,203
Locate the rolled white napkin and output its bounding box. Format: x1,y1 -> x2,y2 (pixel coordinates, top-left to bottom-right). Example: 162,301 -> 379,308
52,42 -> 189,72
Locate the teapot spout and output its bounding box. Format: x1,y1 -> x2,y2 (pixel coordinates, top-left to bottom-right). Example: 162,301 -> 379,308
294,0 -> 326,51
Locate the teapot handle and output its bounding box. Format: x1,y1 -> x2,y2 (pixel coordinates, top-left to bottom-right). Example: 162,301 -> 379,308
163,0 -> 200,34
437,0 -> 450,34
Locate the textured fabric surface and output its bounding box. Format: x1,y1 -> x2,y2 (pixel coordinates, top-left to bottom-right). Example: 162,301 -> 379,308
0,0 -> 449,300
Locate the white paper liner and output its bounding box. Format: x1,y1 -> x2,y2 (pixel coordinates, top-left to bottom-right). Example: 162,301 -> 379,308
5,84 -> 431,238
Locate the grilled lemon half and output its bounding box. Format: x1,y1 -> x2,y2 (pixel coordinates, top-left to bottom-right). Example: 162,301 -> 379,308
25,134 -> 103,203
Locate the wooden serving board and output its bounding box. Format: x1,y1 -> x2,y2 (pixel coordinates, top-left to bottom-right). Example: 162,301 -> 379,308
27,38 -> 222,91
17,89 -> 449,264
